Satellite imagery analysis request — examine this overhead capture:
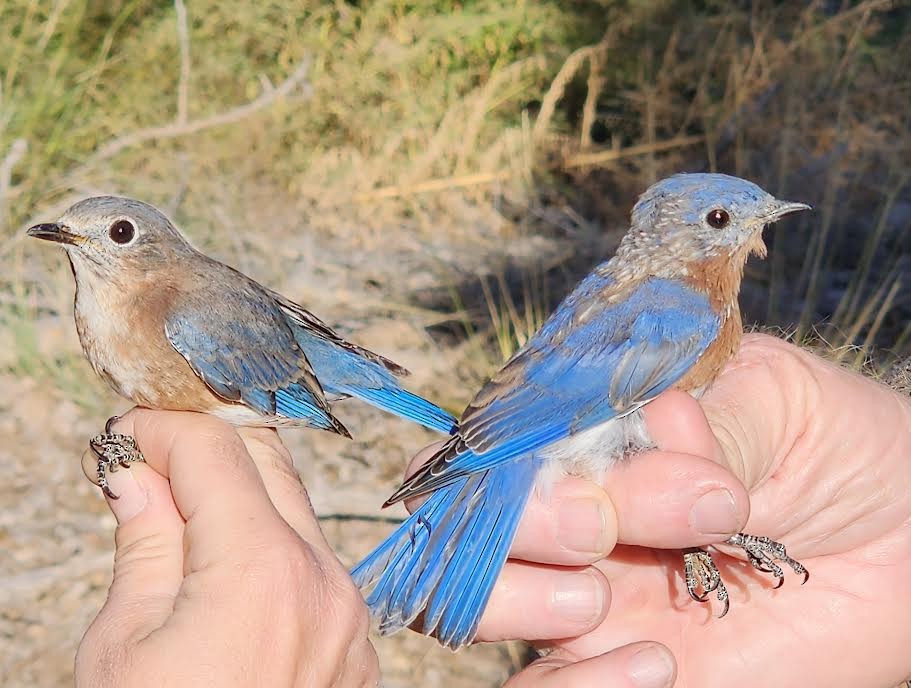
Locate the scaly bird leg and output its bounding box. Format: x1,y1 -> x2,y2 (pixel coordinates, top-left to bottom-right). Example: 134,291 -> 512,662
88,425 -> 145,500
683,533 -> 808,616
683,547 -> 730,617
726,533 -> 809,585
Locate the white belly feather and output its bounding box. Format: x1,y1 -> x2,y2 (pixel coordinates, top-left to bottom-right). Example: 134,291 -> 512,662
533,385 -> 706,493
536,408 -> 654,493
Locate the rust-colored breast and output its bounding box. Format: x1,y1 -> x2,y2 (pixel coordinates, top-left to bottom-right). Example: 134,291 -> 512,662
672,250 -> 748,392
125,284 -> 224,411
74,273 -> 221,413
673,309 -> 742,392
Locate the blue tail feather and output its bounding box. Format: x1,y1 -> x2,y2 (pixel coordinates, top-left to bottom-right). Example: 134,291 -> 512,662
358,486 -> 454,620
351,458 -> 538,649
432,464 -> 533,648
362,480 -> 470,625
419,493 -> 491,635
290,325 -> 456,434
339,384 -> 456,434
389,475 -> 485,623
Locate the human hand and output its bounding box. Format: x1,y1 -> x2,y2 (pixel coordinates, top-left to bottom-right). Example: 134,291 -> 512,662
409,333 -> 911,687
75,410 -> 378,688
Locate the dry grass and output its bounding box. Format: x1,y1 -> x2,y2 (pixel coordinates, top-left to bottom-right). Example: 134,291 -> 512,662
1,1 -> 910,686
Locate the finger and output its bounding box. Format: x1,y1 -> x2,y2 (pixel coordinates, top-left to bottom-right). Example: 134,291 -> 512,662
235,426 -> 334,553
510,477 -> 618,564
643,389 -> 722,461
81,434 -> 187,647
476,562 -> 609,642
405,421 -> 746,558
110,409 -> 295,569
605,450 -> 750,546
700,333 -> 801,486
513,450 -> 749,561
506,643 -> 676,688
403,447 -> 618,565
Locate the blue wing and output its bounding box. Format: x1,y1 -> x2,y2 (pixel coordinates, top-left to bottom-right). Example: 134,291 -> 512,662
165,289 -> 348,435
386,273 -> 720,502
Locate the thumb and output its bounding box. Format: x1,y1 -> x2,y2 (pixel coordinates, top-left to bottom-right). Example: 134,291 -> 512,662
78,438 -> 184,660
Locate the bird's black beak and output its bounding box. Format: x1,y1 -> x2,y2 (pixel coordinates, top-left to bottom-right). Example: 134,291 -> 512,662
27,223 -> 82,246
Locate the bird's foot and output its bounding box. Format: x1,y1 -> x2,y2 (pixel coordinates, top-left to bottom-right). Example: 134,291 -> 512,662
683,533 -> 808,616
683,547 -> 730,617
89,432 -> 145,500
726,532 -> 809,586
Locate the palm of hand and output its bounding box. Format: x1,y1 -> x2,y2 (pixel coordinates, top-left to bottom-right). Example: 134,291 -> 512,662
542,335 -> 911,687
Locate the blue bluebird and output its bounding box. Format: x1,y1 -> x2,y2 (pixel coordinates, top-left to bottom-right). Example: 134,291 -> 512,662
351,172 -> 811,649
28,197 -> 456,495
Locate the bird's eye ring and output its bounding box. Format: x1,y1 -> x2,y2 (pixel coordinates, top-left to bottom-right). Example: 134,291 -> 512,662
108,219 -> 136,244
706,208 -> 730,229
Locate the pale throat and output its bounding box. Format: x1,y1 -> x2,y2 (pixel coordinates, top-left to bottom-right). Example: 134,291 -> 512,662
68,254 -> 141,391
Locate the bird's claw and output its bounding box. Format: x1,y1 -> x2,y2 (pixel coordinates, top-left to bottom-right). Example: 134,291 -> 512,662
104,414 -> 121,435
89,432 -> 145,499
683,548 -> 729,617
683,533 -> 808,617
726,532 -> 809,586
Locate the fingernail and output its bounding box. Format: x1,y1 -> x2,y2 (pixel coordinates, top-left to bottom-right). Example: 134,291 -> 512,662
551,571 -> 604,624
627,645 -> 675,688
558,498 -> 607,554
688,488 -> 738,537
105,468 -> 148,524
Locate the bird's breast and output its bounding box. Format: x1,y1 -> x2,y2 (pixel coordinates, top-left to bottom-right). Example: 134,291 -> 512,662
673,250 -> 747,392
673,310 -> 741,392
72,275 -> 219,413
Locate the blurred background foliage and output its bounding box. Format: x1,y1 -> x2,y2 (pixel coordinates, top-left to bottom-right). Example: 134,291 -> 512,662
2,0 -> 910,388
3,0 -> 911,397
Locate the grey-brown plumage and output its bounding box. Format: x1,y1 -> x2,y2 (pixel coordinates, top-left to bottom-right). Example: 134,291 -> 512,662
28,196 -> 456,436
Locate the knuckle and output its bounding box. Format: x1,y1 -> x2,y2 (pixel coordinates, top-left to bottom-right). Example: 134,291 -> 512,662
254,535 -> 317,591
308,557 -> 369,639
112,531 -> 174,575
225,532 -> 318,608
343,637 -> 381,688
239,427 -> 293,463
329,575 -> 371,639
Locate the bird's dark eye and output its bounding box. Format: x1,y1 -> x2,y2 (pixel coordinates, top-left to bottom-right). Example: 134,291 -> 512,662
706,208 -> 730,229
108,219 -> 136,244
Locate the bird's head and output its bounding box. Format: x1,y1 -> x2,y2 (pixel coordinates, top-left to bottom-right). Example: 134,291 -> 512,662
27,196 -> 195,282
619,173 -> 810,269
